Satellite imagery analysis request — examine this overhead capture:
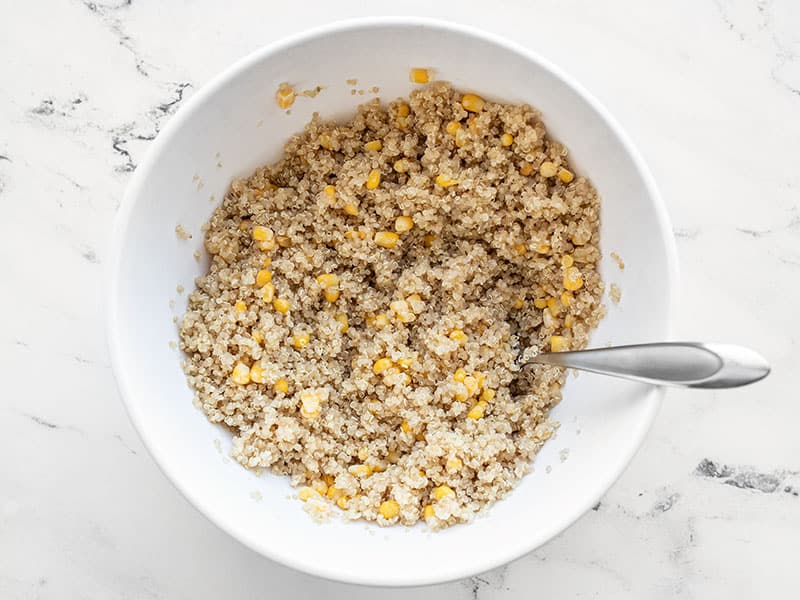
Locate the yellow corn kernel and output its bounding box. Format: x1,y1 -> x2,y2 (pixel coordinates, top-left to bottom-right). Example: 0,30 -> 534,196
449,329 -> 467,345
467,401 -> 488,420
539,161 -> 558,178
501,133 -> 514,146
342,202 -> 359,216
258,238 -> 276,251
433,485 -> 455,500
393,158 -> 410,173
256,269 -> 272,287
298,486 -> 317,502
366,169 -> 381,190
348,464 -> 373,478
324,288 -> 340,303
231,362 -> 251,385
542,308 -> 558,329
409,68 -> 430,84
335,313 -> 349,333
561,255 -> 574,268
563,266 -> 584,291
397,103 -> 410,117
401,420 -> 411,433
536,244 -> 551,254
474,372 -> 486,389
375,231 -> 399,248
336,495 -> 350,510
312,481 -> 328,496
463,375 -> 479,397
234,300 -> 247,313
249,362 -> 267,384
260,282 -> 275,303
533,298 -> 548,309
274,378 -> 289,394
424,234 -> 436,247
520,162 -> 534,176
446,120 -> 461,135
319,134 -> 332,150
323,474 -> 335,487
252,330 -> 264,344
423,504 -> 435,519
564,314 -> 574,329
435,174 -> 457,188
558,167 -> 574,183
373,313 -> 389,328
326,486 -> 344,500
396,356 -> 413,369
299,388 -> 327,419
373,358 -> 393,374
547,297 -> 560,317
364,140 -> 383,152
252,225 -> 273,242
316,273 -> 339,289
467,116 -> 479,132
273,298 -> 290,314
513,243 -> 527,256
513,297 -> 526,309
275,84 -> 295,109
560,291 -> 573,306
550,335 -> 569,352
262,257 -> 272,268
453,368 -> 467,383
454,385 -> 468,402
480,388 -> 496,402
380,499 -> 400,519
461,93 -> 485,112
395,215 -> 414,233
323,185 -> 336,198
446,457 -> 463,472
292,333 -> 310,349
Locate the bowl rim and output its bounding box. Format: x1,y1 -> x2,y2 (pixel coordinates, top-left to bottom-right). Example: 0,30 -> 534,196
106,16 -> 679,587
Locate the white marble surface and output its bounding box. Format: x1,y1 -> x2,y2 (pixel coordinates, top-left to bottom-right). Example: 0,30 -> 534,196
1,0 -> 798,597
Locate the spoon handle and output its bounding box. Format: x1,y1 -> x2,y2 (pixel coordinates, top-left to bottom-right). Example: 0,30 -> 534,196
527,342 -> 770,388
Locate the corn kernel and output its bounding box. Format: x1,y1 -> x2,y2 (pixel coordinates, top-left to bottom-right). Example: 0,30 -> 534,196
366,169 -> 381,190
316,273 -> 339,289
536,244 -> 551,254
336,495 -> 350,510
474,372 -> 485,389
395,215 -> 414,233
563,266 -> 584,291
409,68 -> 430,84
274,378 -> 289,394
550,335 -> 569,352
299,388 -> 327,419
312,481 -> 328,496
558,167 -> 574,183
298,486 -> 317,502
480,388 -> 496,402
327,486 -> 344,500
335,313 -> 349,333
260,282 -> 275,303
256,269 -> 272,286
423,504 -> 435,519
252,225 -> 273,242
323,184 -> 336,198
561,255 -> 574,268
292,333 -> 310,349
324,288 -> 340,302
446,457 -> 463,472
467,401 -> 488,420
380,499 -> 401,519
461,93 -> 485,112
513,243 -> 527,256
433,485 -> 455,500
401,420 -> 411,433
275,84 -> 295,109
364,140 -> 382,152
449,329 -> 467,345
234,300 -> 247,313
542,308 -> 558,329
397,103 -> 410,117
348,464 -> 373,478
323,474 -> 335,487
373,313 -> 389,328
453,368 -> 467,383
463,375 -> 479,396
319,134 -> 332,149
560,291 -> 573,306
533,298 -> 548,309
547,297 -> 560,317
501,133 -> 514,146
446,120 -> 461,135
343,203 -> 359,216
273,298 -> 290,314
564,314 -> 574,329
435,174 -> 457,188
375,231 -> 399,248
249,362 -> 267,384
252,330 -> 264,344
520,162 -> 534,176
393,158 -> 410,173
396,356 -> 414,369
373,358 -> 393,374
231,362 -> 251,385
539,161 -> 558,178
513,298 -> 525,309
262,257 -> 271,268
423,234 -> 436,247
454,384 -> 468,402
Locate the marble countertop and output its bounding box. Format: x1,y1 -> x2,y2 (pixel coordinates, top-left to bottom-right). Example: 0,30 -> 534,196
2,1 -> 798,597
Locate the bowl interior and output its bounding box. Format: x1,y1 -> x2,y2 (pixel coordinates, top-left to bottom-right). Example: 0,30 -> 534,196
109,19 -> 676,587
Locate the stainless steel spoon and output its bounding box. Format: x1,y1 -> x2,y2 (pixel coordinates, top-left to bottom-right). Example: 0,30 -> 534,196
523,342 -> 770,388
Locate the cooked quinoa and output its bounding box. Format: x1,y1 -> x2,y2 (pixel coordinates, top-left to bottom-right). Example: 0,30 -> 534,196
179,82 -> 604,528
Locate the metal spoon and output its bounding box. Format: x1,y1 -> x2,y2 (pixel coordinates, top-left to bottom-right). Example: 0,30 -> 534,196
523,342 -> 770,388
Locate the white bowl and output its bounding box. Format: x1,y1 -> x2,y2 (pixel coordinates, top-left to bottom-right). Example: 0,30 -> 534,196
107,18 -> 678,587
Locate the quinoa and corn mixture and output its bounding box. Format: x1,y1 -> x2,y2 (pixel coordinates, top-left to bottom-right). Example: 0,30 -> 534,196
179,82 -> 604,528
